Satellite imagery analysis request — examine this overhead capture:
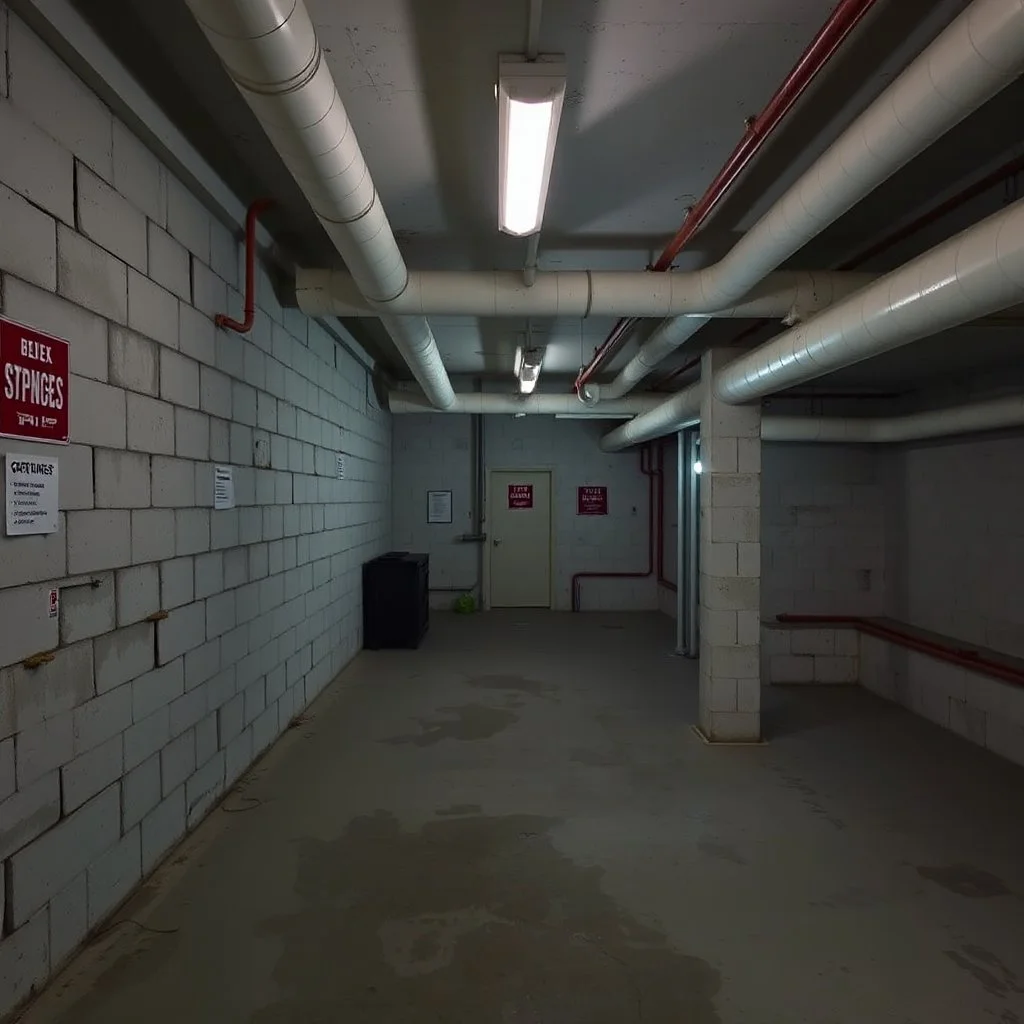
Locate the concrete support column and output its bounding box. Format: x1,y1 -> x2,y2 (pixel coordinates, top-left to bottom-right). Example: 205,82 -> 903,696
698,348 -> 762,742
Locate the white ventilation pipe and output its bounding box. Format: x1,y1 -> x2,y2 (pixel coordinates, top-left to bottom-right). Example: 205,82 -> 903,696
763,395 -> 1024,443
296,269 -> 874,319
598,385 -> 702,452
715,196 -> 1024,404
184,0 -> 456,409
387,392 -> 663,416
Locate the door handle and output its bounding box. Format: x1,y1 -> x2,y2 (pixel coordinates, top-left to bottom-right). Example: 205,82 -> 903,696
493,538 -> 502,547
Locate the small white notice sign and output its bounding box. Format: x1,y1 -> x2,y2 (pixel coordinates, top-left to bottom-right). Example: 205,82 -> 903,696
214,465 -> 234,510
427,490 -> 453,524
5,453 -> 58,536
336,454 -> 345,479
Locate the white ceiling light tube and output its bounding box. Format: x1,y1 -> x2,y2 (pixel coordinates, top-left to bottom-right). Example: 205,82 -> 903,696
515,345 -> 544,394
498,55 -> 566,237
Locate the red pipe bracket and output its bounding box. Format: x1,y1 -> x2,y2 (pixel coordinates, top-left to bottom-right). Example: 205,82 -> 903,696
215,198 -> 273,334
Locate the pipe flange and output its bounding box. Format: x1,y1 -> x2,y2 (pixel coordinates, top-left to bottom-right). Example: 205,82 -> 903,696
579,383 -> 600,405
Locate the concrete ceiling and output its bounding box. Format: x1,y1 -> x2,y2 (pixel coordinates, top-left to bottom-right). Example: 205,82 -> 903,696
64,0 -> 1024,398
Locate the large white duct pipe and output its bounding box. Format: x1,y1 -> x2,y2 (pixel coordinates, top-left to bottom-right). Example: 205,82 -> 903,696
296,269 -> 873,319
715,196 -> 1024,404
763,395 -> 1024,443
598,385 -> 702,452
387,392 -> 663,416
184,0 -> 456,410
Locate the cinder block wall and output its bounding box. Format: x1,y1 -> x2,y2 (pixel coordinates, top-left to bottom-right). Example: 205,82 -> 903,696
0,11 -> 390,1013
761,444 -> 888,619
391,415 -> 658,611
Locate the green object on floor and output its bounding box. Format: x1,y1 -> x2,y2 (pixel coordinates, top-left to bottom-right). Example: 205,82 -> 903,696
453,593 -> 476,614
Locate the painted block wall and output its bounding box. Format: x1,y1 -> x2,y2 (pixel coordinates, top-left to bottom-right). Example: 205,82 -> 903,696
392,415 -> 657,611
0,11 -> 390,1015
761,443 -> 887,619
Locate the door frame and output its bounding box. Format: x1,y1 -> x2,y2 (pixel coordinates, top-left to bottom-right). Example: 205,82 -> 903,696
484,468 -> 554,610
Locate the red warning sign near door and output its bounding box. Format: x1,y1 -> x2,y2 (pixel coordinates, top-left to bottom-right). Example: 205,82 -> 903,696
577,485 -> 608,515
508,484 -> 534,509
0,317 -> 70,444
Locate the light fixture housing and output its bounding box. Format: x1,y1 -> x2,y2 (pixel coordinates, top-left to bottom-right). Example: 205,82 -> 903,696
514,344 -> 544,394
497,54 -> 566,237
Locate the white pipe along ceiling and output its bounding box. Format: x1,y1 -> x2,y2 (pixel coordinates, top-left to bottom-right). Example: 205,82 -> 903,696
184,0 -> 456,409
599,385 -> 703,452
386,393 -> 663,416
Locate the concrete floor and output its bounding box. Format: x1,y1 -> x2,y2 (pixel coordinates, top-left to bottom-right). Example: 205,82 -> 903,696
19,612 -> 1024,1023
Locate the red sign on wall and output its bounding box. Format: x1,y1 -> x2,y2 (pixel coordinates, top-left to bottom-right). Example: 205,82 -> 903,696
0,317 -> 70,444
577,485 -> 608,516
508,484 -> 534,509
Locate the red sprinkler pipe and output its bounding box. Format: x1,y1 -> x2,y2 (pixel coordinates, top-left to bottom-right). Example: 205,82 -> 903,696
215,199 -> 273,334
574,0 -> 880,395
571,445 -> 656,612
777,615 -> 1024,689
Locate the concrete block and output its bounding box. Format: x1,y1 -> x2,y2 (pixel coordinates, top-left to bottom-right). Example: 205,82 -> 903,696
705,543 -> 737,578
737,438 -> 761,474
709,508 -> 760,544
67,508 -> 131,574
115,563 -> 160,626
207,666 -> 236,711
169,687 -> 207,739
711,644 -> 759,680
77,165 -> 146,272
240,508 -> 263,547
131,508 -> 176,565
9,15 -> 112,176
948,698 -> 986,747
160,348 -> 200,409
737,610 -> 760,646
161,728 -> 196,796
112,119 -> 164,224
769,654 -> 815,684
184,638 -> 220,691
211,509 -> 240,551
257,390 -> 277,433
94,621 -> 155,694
62,733 -> 122,813
192,260 -> 226,320
737,542 -> 760,579
180,302 -> 217,366
126,393 -> 175,456
243,678 -> 266,726
210,220 -> 238,288
157,601 -> 206,663
161,557 -> 194,610
270,434 -> 288,470
266,664 -> 287,705
86,826 -> 141,927
792,630 -> 836,657
49,871 -> 88,969
0,514 -> 67,587
200,366 -> 232,419
123,706 -> 169,771
95,449 -> 150,509
985,716 -> 1024,769
218,693 -> 245,747
230,423 -> 253,466
186,749 -> 224,827
0,737 -> 13,802
0,909 -> 49,1013
0,772 -> 60,861
151,456 -> 195,509
73,684 -> 132,755
835,630 -> 860,656
194,552 -> 224,601
233,381 -> 258,426
252,704 -> 280,754
141,786 -> 185,874
175,407 -> 210,461
0,181 -> 57,290
175,509 -> 210,557
223,548 -> 248,590
58,576 -> 114,646
132,659 -> 184,720
4,643 -> 92,743
215,330 -> 245,380
70,375 -> 126,448
127,269 -> 179,349
147,223 -> 190,301
195,713 -> 218,768
700,574 -> 759,612
108,325 -> 158,396
166,175 -> 210,263
0,96 -> 74,222
205,592 -> 236,640
224,726 -> 253,786
122,753 -> 161,831
57,225 -> 127,323
210,418 -> 230,463
703,711 -> 760,742
6,782 -> 120,926
711,473 -> 760,508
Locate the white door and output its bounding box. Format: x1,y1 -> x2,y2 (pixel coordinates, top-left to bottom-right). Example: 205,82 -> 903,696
489,470 -> 552,607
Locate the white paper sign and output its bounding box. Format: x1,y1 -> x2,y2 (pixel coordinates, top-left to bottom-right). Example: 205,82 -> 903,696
214,465 -> 234,510
336,454 -> 345,479
5,453 -> 58,535
427,490 -> 452,524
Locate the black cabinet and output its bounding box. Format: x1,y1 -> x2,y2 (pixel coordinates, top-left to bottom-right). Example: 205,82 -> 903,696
362,552 -> 429,649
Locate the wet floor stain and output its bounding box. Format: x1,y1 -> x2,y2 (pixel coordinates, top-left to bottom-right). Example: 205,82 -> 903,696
467,674 -> 556,700
571,748 -> 627,768
917,864 -> 1011,898
697,840 -> 748,866
381,704 -> 519,746
252,811 -> 722,1023
944,944 -> 1023,998
774,768 -> 846,831
434,803 -> 483,816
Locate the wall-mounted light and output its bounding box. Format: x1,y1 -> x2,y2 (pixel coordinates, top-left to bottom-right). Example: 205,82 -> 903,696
514,345 -> 544,395
498,55 -> 566,237
693,460 -> 703,475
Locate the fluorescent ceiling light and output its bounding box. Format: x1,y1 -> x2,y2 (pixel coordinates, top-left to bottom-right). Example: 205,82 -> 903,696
515,344 -> 544,394
498,55 -> 566,237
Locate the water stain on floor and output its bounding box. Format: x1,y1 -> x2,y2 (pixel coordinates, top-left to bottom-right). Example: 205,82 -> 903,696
252,811 -> 722,1023
381,704 -> 519,746
467,674 -> 556,700
944,944 -> 1023,998
917,864 -> 1011,898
